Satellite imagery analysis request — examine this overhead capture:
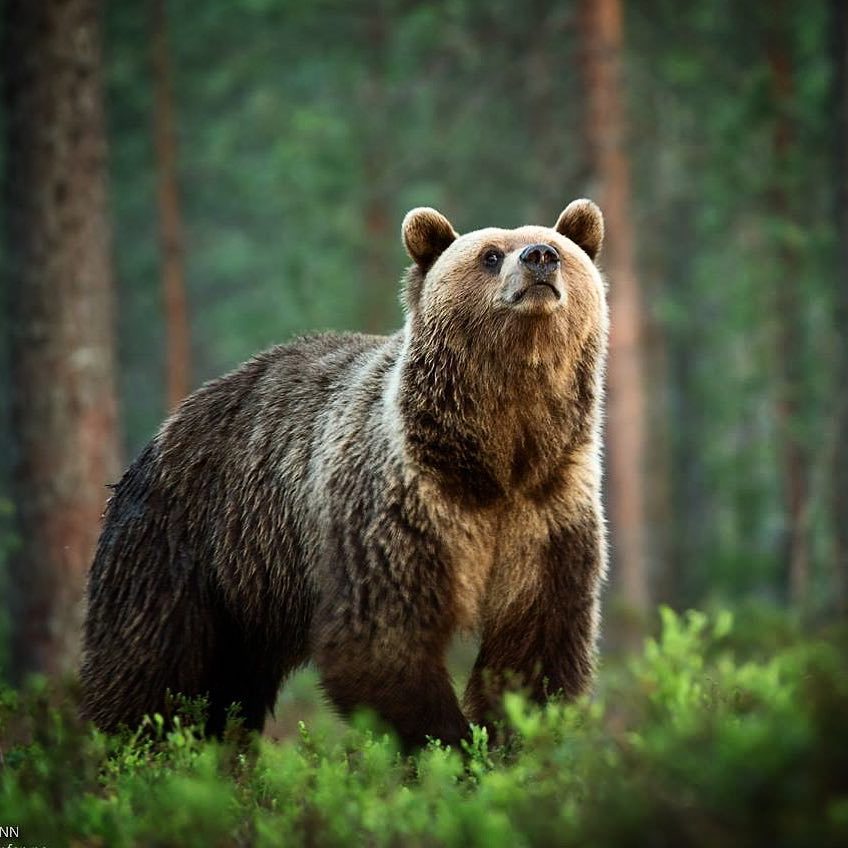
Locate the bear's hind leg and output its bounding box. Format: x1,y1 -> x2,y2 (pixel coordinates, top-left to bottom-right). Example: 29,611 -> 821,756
203,599 -> 311,737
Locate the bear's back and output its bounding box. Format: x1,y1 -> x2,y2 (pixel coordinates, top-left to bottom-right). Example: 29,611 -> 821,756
90,332 -> 396,608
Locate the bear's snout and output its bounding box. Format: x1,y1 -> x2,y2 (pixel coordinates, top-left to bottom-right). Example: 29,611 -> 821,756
500,242 -> 563,309
518,243 -> 560,278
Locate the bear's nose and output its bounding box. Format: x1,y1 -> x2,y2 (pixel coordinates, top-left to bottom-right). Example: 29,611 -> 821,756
519,243 -> 560,275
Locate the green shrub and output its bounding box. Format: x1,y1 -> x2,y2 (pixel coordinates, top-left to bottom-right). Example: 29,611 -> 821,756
0,608 -> 845,847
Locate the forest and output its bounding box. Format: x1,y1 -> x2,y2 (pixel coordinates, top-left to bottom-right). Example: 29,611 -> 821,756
0,0 -> 847,846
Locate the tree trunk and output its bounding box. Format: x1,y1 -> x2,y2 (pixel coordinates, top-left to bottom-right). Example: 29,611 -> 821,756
832,0 -> 848,614
152,0 -> 191,409
3,0 -> 121,679
360,7 -> 395,334
578,0 -> 650,619
766,10 -> 810,609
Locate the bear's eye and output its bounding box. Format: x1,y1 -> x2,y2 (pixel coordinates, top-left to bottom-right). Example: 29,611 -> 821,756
482,249 -> 504,270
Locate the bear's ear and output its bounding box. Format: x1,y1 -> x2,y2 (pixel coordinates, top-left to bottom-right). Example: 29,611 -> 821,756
402,207 -> 459,274
554,199 -> 604,261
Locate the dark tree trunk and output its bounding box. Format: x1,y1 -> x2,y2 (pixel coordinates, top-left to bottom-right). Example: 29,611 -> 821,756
766,8 -> 810,609
832,0 -> 848,614
152,0 -> 191,410
578,0 -> 650,620
3,0 -> 121,679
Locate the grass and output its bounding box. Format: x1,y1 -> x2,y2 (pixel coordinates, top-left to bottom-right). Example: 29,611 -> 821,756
0,607 -> 846,847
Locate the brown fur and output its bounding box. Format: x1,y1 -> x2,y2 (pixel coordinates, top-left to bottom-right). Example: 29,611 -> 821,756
80,200 -> 609,747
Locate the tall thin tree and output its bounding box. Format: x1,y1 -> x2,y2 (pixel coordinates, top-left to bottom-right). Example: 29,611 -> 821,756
766,7 -> 810,608
578,0 -> 650,618
3,0 -> 121,678
152,0 -> 191,409
832,0 -> 848,613
360,3 -> 394,333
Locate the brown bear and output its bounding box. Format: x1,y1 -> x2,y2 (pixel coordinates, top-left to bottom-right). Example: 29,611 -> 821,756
80,199 -> 609,748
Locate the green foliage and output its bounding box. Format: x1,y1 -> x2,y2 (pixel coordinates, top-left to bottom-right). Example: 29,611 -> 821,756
0,609 -> 845,847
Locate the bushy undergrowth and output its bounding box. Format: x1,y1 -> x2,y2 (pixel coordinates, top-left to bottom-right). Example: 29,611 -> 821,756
0,608 -> 846,847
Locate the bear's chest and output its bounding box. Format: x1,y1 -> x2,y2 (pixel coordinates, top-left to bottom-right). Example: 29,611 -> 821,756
447,517 -> 499,633
426,491 -> 549,634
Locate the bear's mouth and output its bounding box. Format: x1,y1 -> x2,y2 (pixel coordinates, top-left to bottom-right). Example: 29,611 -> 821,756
509,282 -> 561,303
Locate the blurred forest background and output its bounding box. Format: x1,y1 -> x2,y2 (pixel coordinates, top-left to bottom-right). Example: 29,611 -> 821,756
0,0 -> 846,684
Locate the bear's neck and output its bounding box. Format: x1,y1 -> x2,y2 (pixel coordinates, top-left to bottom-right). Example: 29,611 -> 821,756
395,317 -> 603,508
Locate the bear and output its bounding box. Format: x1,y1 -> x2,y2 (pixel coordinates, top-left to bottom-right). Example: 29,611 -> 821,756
80,199 -> 609,748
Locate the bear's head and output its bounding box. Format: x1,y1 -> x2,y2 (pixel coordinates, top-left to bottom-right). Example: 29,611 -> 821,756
397,201 -> 607,500
401,200 -> 606,361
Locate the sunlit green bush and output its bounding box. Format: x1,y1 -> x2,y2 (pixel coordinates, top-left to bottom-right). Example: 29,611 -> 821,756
0,608 -> 845,847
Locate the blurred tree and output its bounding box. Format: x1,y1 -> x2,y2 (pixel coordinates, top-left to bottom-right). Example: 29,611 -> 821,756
832,0 -> 848,613
578,0 -> 650,619
523,1 -> 566,221
766,4 -> 810,607
152,0 -> 191,408
2,0 -> 120,678
360,2 -> 394,333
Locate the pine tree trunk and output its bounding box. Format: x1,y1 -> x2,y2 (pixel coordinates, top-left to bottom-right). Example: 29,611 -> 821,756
578,0 -> 650,618
361,7 -> 393,334
766,11 -> 810,609
832,0 -> 848,614
3,0 -> 121,679
363,174 -> 392,332
152,0 -> 191,410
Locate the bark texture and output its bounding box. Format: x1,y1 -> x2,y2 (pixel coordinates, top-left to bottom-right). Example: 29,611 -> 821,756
3,0 -> 121,679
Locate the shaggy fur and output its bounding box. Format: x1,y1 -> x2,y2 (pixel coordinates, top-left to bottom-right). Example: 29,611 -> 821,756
81,199 -> 609,747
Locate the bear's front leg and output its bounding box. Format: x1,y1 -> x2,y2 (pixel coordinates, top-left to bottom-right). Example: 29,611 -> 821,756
463,512 -> 604,730
314,624 -> 470,749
